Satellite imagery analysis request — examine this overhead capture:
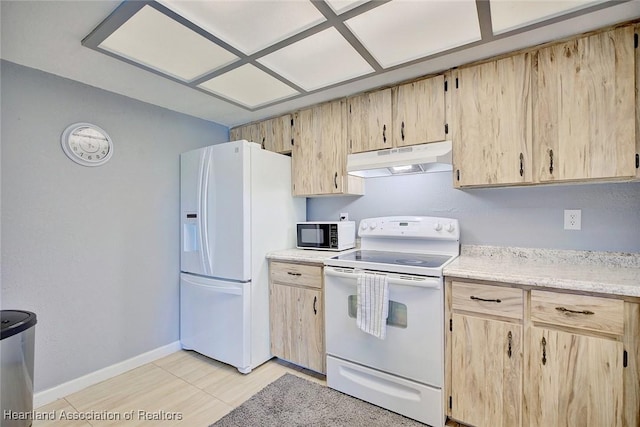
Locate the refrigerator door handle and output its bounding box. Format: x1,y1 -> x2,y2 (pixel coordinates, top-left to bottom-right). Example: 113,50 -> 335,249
181,276 -> 243,296
198,149 -> 213,276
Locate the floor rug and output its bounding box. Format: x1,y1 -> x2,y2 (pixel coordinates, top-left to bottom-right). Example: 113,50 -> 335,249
210,373 -> 428,426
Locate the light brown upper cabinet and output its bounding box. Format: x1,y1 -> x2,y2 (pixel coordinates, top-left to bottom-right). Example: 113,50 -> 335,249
260,114 -> 293,154
347,89 -> 392,153
452,53 -> 533,187
534,25 -> 636,183
347,75 -> 447,154
393,75 -> 447,148
292,100 -> 364,197
229,122 -> 260,145
229,114 -> 292,154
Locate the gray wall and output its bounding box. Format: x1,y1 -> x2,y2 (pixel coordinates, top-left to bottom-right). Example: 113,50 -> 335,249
0,60 -> 228,392
308,171 -> 640,253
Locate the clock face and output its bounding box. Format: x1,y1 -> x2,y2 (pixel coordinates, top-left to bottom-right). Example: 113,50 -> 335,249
61,123 -> 113,167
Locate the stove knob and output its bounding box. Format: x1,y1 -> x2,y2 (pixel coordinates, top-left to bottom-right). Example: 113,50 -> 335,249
445,223 -> 455,232
360,221 -> 368,231
434,223 -> 443,231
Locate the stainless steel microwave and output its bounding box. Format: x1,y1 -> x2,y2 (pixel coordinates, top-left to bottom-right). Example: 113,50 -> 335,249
296,221 -> 356,251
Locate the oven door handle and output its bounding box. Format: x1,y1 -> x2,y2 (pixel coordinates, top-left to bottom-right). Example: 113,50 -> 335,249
324,267 -> 441,289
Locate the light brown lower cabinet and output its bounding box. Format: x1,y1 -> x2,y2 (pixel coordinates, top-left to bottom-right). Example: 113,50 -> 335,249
449,282 -> 524,427
446,279 -> 639,427
269,261 -> 325,373
528,327 -> 623,427
451,314 -> 522,427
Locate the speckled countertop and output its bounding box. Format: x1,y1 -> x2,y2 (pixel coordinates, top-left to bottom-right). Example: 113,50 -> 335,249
266,248 -> 350,265
444,245 -> 640,298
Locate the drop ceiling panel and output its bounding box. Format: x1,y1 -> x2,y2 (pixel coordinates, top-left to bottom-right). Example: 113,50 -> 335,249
490,0 -> 607,34
98,5 -> 238,82
199,64 -> 299,108
258,27 -> 375,91
325,0 -> 370,15
345,0 -> 481,69
158,0 -> 326,55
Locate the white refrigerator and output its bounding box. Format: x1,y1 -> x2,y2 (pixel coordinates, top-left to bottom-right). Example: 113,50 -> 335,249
180,140 -> 305,373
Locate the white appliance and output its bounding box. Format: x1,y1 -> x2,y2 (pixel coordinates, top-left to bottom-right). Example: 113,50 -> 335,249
296,221 -> 356,251
347,140 -> 452,178
324,216 -> 459,427
180,140 -> 305,374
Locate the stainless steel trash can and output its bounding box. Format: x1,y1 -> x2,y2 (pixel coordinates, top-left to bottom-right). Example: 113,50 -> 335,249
1,310 -> 37,427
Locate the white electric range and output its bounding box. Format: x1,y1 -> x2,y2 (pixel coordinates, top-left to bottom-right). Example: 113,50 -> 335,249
324,216 -> 459,427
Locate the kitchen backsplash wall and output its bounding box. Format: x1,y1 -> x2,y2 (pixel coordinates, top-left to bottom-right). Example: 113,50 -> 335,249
0,60 -> 229,393
308,171 -> 640,253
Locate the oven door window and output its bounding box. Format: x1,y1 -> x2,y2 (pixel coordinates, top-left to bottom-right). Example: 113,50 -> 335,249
347,295 -> 407,328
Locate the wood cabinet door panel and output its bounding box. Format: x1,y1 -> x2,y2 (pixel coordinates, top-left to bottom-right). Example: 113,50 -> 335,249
261,115 -> 292,154
535,25 -> 635,182
393,75 -> 446,147
451,314 -> 522,427
269,283 -> 324,373
292,101 -> 346,196
229,127 -> 241,142
348,89 -> 392,153
529,327 -> 623,427
230,123 -> 260,143
453,53 -> 532,187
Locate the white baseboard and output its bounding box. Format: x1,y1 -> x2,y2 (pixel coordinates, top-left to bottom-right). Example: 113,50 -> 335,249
34,341 -> 182,408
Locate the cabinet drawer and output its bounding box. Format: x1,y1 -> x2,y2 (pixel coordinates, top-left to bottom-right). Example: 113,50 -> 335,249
452,282 -> 523,320
270,261 -> 322,289
530,290 -> 624,336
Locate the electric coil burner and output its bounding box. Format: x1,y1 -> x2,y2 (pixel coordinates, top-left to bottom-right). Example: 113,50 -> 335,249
324,216 -> 460,427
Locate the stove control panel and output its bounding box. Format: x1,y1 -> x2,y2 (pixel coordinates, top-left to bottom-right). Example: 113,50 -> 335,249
358,216 -> 459,240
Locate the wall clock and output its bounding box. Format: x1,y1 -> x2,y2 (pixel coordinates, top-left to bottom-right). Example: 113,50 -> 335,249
61,123 -> 113,167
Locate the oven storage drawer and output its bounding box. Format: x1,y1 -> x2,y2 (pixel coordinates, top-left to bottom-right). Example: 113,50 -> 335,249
530,290 -> 624,336
452,281 -> 523,320
270,261 -> 322,289
327,356 -> 444,427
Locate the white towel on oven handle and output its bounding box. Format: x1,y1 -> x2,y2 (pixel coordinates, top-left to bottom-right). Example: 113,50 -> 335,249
356,272 -> 389,339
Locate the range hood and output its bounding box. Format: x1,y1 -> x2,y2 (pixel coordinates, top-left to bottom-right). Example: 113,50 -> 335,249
347,140 -> 452,178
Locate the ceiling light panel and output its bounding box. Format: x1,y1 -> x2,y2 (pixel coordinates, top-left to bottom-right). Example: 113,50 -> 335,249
325,0 -> 370,15
345,1 -> 481,69
98,5 -> 238,82
258,27 -> 374,91
490,0 -> 607,34
198,64 -> 299,108
158,0 -> 326,55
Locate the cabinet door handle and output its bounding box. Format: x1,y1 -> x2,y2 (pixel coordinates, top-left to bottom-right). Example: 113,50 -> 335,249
401,121 -> 405,141
261,137 -> 265,150
507,331 -> 513,358
555,306 -> 594,315
470,295 -> 502,303
334,172 -> 338,189
287,272 -> 302,277
383,124 -> 387,143
549,149 -> 554,174
542,337 -> 547,365
313,296 -> 317,315
519,153 -> 524,177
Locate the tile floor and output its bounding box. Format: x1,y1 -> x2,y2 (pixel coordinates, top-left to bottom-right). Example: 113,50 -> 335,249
33,351 -> 325,427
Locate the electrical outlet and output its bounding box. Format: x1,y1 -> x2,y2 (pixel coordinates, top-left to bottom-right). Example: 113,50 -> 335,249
339,212 -> 349,221
564,209 -> 581,230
